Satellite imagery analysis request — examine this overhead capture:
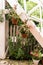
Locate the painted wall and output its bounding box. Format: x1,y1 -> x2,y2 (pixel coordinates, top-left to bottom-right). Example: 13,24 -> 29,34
0,22 -> 5,59
0,0 -> 8,59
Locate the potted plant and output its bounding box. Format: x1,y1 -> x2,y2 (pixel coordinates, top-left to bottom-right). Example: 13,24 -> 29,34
5,9 -> 19,25
11,17 -> 18,25
20,25 -> 28,38
30,49 -> 43,65
21,28 -> 27,38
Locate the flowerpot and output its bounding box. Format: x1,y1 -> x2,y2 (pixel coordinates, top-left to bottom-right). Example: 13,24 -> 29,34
22,34 -> 27,38
33,59 -> 40,65
11,17 -> 18,25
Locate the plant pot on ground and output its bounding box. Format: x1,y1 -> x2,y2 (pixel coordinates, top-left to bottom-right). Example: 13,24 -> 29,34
30,48 -> 43,63
33,59 -> 40,65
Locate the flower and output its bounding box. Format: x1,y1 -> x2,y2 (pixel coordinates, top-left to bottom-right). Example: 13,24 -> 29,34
30,49 -> 43,60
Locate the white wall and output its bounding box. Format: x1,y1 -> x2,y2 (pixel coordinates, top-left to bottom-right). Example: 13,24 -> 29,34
0,0 -> 6,59
0,22 -> 5,59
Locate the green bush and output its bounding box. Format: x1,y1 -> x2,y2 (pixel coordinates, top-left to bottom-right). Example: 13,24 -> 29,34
8,36 -> 32,60
8,37 -> 24,60
8,30 -> 42,60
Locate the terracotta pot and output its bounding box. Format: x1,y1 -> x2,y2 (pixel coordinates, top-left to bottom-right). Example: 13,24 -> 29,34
11,17 -> 18,25
22,34 -> 27,38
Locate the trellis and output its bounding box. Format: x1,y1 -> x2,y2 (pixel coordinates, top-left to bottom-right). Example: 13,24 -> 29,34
24,0 -> 43,30
6,0 -> 43,47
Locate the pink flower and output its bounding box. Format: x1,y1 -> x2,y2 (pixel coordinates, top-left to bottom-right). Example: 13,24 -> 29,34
16,31 -> 19,35
30,51 -> 39,57
30,51 -> 33,55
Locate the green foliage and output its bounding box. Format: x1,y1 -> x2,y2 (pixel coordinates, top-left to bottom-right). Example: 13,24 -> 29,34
31,8 -> 40,18
8,37 -> 24,59
20,24 -> 28,34
31,49 -> 42,60
26,1 -> 37,11
18,0 -> 37,12
5,9 -> 23,26
18,19 -> 23,26
8,24 -> 42,60
0,14 -> 3,22
6,0 -> 42,60
20,27 -> 26,34
5,0 -> 42,27
16,48 -> 24,59
8,36 -> 32,60
8,38 -> 15,56
18,0 -> 40,19
18,0 -> 24,8
5,1 -> 12,9
5,9 -> 19,20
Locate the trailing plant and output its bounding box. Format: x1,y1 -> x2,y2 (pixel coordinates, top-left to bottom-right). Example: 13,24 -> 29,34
20,24 -> 28,34
5,9 -> 23,26
5,9 -> 19,20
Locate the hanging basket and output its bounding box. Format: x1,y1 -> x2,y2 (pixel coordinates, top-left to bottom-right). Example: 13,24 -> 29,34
11,17 -> 18,25
22,33 -> 27,38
